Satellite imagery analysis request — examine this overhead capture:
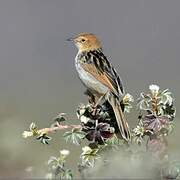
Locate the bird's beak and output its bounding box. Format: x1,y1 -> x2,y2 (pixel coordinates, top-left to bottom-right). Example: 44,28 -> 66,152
66,37 -> 74,42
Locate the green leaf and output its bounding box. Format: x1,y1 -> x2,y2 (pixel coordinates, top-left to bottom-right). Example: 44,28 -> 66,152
61,169 -> 73,180
97,135 -> 124,152
106,135 -> 122,145
137,99 -> 150,111
29,122 -> 38,136
124,103 -> 133,113
158,89 -> 173,106
81,146 -> 100,167
53,113 -> 67,123
63,128 -> 86,145
140,92 -> 152,100
29,122 -> 37,131
133,135 -> 143,145
48,156 -> 58,165
36,134 -> 51,145
162,103 -> 176,119
167,122 -> 175,134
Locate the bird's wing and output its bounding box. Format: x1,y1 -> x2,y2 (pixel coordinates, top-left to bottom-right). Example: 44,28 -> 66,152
81,50 -> 124,96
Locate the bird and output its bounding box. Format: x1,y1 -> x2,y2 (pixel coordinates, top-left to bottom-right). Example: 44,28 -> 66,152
67,33 -> 131,141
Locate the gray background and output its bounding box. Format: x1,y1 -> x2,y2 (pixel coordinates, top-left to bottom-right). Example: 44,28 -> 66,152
0,0 -> 179,177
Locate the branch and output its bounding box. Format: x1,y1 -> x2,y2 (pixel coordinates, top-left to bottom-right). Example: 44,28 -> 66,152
22,123 -> 82,138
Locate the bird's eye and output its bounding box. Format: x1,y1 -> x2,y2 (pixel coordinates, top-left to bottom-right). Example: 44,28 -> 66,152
81,39 -> 86,42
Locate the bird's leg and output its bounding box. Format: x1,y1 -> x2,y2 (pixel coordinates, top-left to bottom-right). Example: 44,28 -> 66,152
84,89 -> 96,105
92,92 -> 110,116
84,89 -> 99,117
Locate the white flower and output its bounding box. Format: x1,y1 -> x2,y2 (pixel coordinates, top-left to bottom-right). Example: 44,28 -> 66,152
123,93 -> 134,103
77,104 -> 86,118
79,108 -> 86,115
80,115 -> 90,124
149,84 -> 160,95
60,149 -> 70,156
22,131 -> 33,138
132,120 -> 145,136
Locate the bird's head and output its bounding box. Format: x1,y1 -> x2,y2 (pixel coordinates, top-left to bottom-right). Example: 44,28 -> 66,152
67,33 -> 102,52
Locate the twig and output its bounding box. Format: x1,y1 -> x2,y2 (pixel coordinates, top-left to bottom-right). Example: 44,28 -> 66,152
22,124 -> 82,138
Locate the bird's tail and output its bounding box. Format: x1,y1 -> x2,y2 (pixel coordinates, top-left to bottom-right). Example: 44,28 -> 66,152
107,93 -> 131,141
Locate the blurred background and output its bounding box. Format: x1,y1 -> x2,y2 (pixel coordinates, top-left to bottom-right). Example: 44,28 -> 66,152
0,0 -> 180,178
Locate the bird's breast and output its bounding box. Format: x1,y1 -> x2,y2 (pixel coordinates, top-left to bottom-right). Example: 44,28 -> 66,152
75,55 -> 108,95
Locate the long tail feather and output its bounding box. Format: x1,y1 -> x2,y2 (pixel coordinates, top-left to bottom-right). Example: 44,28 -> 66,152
107,93 -> 131,141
